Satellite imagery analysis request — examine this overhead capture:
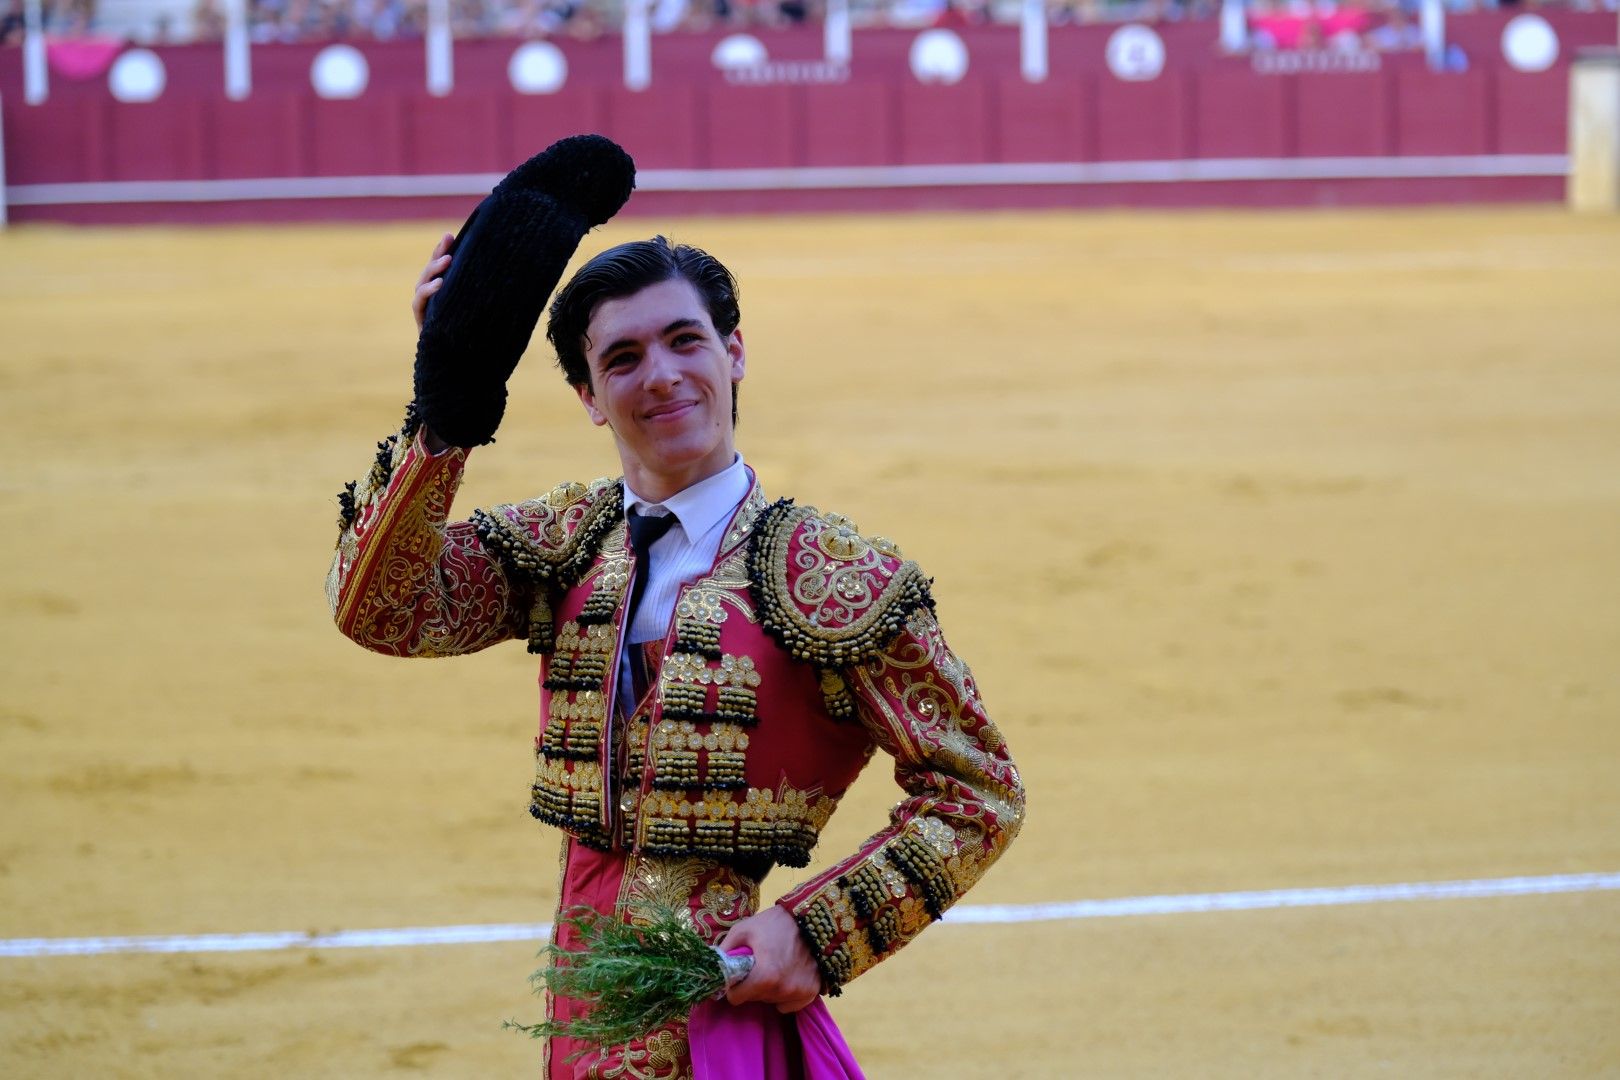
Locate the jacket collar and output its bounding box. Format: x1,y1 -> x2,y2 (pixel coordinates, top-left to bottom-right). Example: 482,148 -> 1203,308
715,466 -> 768,564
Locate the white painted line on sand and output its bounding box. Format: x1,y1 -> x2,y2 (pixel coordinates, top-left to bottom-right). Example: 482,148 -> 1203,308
3,872 -> 1615,959
944,871 -> 1620,924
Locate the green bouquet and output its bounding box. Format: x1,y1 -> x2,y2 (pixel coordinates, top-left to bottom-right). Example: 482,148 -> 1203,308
506,905 -> 754,1054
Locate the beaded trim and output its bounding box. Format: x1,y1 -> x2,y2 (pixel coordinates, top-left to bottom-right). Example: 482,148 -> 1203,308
636,785 -> 832,869
528,753 -> 610,850
841,862 -> 896,954
471,481 -> 621,590
789,889 -> 855,996
888,831 -> 956,920
470,481 -> 623,654
672,619 -> 724,660
335,403 -> 421,531
538,685 -> 607,762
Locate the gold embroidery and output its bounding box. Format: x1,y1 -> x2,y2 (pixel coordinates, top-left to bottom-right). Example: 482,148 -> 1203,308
746,499 -> 934,669
329,425 -> 516,659
473,478 -> 618,584
697,877 -> 753,927
819,667 -> 854,719
621,856 -> 706,929
529,753 -> 609,847
618,855 -> 760,936
719,485 -> 768,555
662,653 -> 710,686
336,411 -> 417,531
546,479 -> 589,509
583,1025 -> 692,1080
539,838 -> 573,1077
325,528 -> 357,612
815,512 -> 873,561
675,587 -> 727,625
637,781 -> 834,867
651,720 -> 750,754
660,652 -> 761,688
917,816 -> 957,855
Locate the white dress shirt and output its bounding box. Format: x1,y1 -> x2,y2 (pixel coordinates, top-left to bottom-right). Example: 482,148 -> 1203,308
621,454 -> 751,647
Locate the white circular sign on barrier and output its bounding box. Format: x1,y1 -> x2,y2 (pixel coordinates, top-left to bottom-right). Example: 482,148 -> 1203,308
108,49 -> 166,103
910,28 -> 968,85
508,41 -> 568,94
1501,13 -> 1558,74
712,33 -> 768,72
1105,24 -> 1166,82
311,44 -> 369,100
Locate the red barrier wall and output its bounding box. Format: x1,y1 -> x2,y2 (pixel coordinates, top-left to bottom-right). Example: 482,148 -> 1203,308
1,11 -> 1596,221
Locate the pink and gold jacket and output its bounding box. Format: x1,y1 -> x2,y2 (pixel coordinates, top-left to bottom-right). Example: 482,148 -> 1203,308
327,414 -> 1024,995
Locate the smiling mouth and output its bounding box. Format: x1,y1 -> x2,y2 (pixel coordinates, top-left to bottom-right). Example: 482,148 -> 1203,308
643,401 -> 697,421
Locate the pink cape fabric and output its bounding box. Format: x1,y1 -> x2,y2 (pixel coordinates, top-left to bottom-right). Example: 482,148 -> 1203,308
687,998 -> 865,1080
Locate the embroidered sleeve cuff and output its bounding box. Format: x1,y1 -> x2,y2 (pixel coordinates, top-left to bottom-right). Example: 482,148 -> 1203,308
780,887 -> 860,997
778,825 -> 950,996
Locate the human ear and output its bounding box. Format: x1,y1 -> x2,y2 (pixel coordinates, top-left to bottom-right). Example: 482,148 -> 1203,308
575,381 -> 609,428
727,329 -> 746,383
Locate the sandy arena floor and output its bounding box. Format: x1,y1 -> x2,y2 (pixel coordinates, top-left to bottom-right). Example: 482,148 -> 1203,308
1,208 -> 1618,1078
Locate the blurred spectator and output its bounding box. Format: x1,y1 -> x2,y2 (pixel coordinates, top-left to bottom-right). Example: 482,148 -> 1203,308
47,0 -> 96,33
887,0 -> 944,25
1364,2 -> 1422,49
192,0 -> 225,39
498,0 -> 604,35
1,0 -> 26,44
69,0 -> 1614,46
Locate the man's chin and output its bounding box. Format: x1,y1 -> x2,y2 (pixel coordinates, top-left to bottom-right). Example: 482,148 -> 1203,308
629,437 -> 731,481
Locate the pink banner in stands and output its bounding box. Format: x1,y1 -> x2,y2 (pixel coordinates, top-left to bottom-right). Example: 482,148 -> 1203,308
46,37 -> 123,80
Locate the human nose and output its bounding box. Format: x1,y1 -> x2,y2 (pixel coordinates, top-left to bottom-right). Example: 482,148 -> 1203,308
639,343 -> 682,390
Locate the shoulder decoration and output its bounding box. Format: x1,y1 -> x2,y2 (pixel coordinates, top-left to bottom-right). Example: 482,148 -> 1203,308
746,499 -> 934,710
470,478 -> 623,653
470,477 -> 621,589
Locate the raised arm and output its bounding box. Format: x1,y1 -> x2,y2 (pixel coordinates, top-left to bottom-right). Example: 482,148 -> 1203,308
328,135 -> 636,655
326,411 -> 525,657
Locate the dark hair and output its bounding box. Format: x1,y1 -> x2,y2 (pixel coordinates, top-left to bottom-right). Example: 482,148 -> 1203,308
547,235 -> 741,391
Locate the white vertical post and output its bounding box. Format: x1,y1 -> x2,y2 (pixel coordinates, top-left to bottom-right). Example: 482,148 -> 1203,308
1569,49 -> 1620,212
624,0 -> 651,91
426,0 -> 453,96
224,0 -> 251,100
1020,0 -> 1047,82
825,0 -> 851,66
23,0 -> 47,105
1419,0 -> 1444,71
1219,0 -> 1247,53
618,0 -> 651,90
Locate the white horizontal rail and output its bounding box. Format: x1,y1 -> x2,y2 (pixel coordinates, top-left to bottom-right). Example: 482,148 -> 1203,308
3,155 -> 1569,207
3,871 -> 1615,959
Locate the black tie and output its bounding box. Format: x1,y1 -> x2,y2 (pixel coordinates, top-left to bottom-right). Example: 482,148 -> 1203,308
625,508 -> 676,639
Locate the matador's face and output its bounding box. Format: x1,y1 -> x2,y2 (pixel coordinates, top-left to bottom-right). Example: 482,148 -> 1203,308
575,277 -> 746,502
